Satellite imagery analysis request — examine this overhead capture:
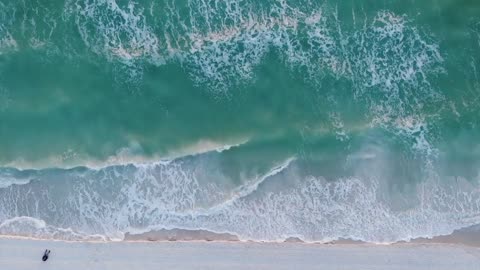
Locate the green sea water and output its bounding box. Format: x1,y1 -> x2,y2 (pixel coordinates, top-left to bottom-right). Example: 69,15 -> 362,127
0,0 -> 479,242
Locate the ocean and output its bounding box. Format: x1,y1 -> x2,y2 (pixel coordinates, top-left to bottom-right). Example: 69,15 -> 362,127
0,0 -> 479,243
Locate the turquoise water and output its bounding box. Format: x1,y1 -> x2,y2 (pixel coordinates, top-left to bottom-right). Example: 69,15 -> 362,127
0,0 -> 479,242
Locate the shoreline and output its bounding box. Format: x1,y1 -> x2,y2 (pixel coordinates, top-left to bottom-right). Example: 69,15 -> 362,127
2,223 -> 480,247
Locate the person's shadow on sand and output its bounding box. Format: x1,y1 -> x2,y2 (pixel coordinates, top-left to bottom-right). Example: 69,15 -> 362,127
42,249 -> 51,262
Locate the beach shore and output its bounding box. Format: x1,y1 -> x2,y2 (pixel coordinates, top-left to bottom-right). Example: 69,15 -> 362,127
1,237 -> 479,270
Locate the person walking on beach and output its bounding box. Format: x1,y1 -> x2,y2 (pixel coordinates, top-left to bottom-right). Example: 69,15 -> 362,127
42,249 -> 51,262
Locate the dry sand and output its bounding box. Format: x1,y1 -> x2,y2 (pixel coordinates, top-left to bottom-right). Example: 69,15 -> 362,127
1,237 -> 480,270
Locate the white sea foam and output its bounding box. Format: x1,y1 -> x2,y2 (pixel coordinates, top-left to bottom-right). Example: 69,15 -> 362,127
0,2 -> 16,54
329,112 -> 349,141
62,0 -> 443,108
165,139 -> 249,158
1,155 -> 480,243
1,0 -> 444,114
343,11 -> 444,122
66,0 -> 164,66
0,21 -> 17,55
0,175 -> 32,189
393,116 -> 438,159
1,138 -> 248,170
0,216 -> 108,241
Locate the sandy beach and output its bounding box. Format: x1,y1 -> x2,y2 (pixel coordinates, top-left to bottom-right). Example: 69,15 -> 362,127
1,238 -> 479,270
